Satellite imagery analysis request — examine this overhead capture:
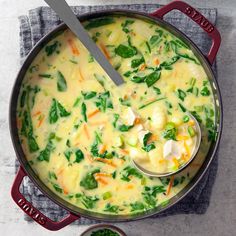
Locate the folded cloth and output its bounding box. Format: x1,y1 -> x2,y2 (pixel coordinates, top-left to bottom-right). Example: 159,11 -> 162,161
16,4 -> 218,224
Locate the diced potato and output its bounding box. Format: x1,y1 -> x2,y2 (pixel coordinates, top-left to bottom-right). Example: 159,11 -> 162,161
151,106 -> 167,130
148,147 -> 167,173
129,147 -> 148,162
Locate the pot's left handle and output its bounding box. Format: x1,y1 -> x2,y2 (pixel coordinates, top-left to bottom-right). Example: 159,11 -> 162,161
11,166 -> 80,231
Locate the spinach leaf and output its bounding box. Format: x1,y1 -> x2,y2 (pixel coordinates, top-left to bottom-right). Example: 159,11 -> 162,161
64,149 -> 73,162
112,114 -> 120,128
200,86 -> 210,96
57,101 -> 71,117
115,44 -> 137,58
28,133 -> 39,153
131,75 -> 146,83
162,122 -> 177,140
153,86 -> 161,95
74,149 -> 84,163
160,55 -> 180,68
104,203 -> 119,213
57,71 -> 67,92
38,74 -> 52,79
178,103 -> 187,112
37,133 -> 55,162
120,166 -> 143,182
138,97 -> 166,110
121,19 -> 134,33
118,124 -> 133,132
45,41 -> 60,56
144,185 -> 166,197
81,91 -> 97,100
142,192 -> 156,207
20,90 -> 27,108
80,169 -> 100,190
142,143 -> 156,152
76,193 -> 99,209
119,98 -> 131,107
130,201 -> 145,212
177,89 -> 186,101
90,141 -> 99,157
149,35 -> 162,46
48,171 -> 57,180
81,102 -> 87,122
190,111 -> 202,123
131,57 -> 145,68
84,17 -> 115,30
52,183 -> 63,193
95,91 -> 113,112
73,96 -> 81,107
145,71 -> 161,87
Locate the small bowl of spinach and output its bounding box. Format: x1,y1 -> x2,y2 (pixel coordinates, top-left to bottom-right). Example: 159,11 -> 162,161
80,224 -> 127,236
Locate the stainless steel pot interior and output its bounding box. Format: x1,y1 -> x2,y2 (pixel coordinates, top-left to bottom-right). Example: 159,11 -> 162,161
9,10 -> 223,222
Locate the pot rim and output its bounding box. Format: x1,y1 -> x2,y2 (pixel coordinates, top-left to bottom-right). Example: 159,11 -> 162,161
9,9 -> 223,222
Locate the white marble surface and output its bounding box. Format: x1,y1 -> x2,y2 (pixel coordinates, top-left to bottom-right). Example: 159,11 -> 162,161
0,0 -> 236,235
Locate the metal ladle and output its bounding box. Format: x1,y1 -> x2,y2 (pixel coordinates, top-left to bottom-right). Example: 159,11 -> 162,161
44,0 -> 124,86
132,113 -> 202,178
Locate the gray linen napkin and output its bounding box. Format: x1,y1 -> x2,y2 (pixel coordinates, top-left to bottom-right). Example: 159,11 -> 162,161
16,4 -> 219,224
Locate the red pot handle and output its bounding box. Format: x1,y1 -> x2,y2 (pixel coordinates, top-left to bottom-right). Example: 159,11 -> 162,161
11,166 -> 80,231
150,0 -> 221,65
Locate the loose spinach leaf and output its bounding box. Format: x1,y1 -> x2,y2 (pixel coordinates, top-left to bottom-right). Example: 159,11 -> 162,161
177,89 -> 186,101
144,185 -> 166,197
57,71 -> 67,92
145,71 -> 161,87
74,149 -> 84,163
142,143 -> 156,152
49,99 -> 59,124
52,183 -> 63,193
80,169 -> 100,190
142,192 -> 156,207
121,19 -> 134,33
104,203 -> 119,213
37,133 -> 55,162
130,201 -> 145,212
20,90 -> 27,108
91,229 -> 119,236
153,86 -> 161,95
120,166 -> 143,182
118,124 -> 133,132
200,86 -> 210,96
112,114 -> 120,128
57,101 -> 71,117
45,41 -> 60,56
84,17 -> 115,30
81,102 -> 87,122
162,122 -> 177,140
160,55 -> 180,68
149,35 -> 162,46
28,133 -> 40,153
81,91 -> 97,100
131,75 -> 146,83
115,44 -> 137,58
64,149 -> 73,162
95,91 -> 113,112
131,57 -> 145,68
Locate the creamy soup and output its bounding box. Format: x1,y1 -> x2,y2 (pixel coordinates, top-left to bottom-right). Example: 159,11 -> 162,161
17,16 -> 216,215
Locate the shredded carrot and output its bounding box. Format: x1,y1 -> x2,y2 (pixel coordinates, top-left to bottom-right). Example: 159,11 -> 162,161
153,58 -> 160,65
183,141 -> 190,159
95,177 -> 108,185
88,109 -> 100,118
95,158 -> 117,168
120,149 -> 129,155
148,134 -> 158,143
79,69 -> 85,81
139,64 -> 147,71
89,121 -> 107,126
124,94 -> 128,99
188,120 -> 195,126
100,43 -> 110,60
86,154 -> 93,162
126,184 -> 134,189
134,117 -> 142,125
176,135 -> 189,141
68,39 -> 80,55
95,173 -> 112,178
166,175 -> 175,196
172,157 -> 180,168
131,93 -> 137,99
57,168 -> 64,176
99,144 -> 107,154
37,115 -> 45,127
32,111 -> 41,117
83,124 -> 90,139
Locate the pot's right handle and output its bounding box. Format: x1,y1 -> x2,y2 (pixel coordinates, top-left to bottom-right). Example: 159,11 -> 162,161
150,0 -> 221,65
11,166 -> 80,231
